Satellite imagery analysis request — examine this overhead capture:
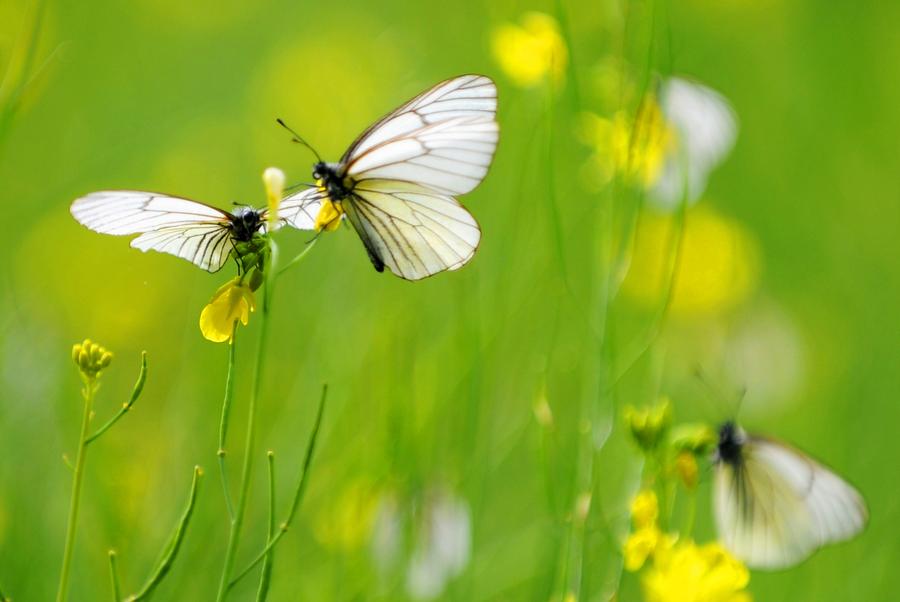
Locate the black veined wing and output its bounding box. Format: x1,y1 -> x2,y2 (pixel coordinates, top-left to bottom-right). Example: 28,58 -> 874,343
70,191 -> 266,272
713,422 -> 868,569
279,74 -> 498,281
276,186 -> 324,231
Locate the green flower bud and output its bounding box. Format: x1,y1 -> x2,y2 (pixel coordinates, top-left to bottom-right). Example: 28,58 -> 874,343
624,397 -> 672,453
248,268 -> 264,291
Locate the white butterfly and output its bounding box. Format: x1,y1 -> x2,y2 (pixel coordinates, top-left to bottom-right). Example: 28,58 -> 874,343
713,421 -> 868,569
279,74 -> 499,281
70,191 -> 270,272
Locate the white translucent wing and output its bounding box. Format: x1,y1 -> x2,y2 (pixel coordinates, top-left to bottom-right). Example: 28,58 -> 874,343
343,179 -> 481,281
71,191 -> 235,272
277,186 -> 326,230
345,116 -> 499,196
715,438 -> 867,569
342,74 -> 497,162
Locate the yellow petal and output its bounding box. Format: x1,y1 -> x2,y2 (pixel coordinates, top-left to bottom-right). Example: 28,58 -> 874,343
314,197 -> 343,232
199,278 -> 256,343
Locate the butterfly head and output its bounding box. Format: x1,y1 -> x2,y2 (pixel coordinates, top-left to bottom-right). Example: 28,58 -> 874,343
230,206 -> 265,242
312,162 -> 350,202
715,421 -> 747,466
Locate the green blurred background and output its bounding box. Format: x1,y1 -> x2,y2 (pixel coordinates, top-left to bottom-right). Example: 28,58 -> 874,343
1,0 -> 898,600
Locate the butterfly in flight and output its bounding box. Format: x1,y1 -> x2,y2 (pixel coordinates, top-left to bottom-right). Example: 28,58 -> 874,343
277,74 -> 499,281
70,191 -> 271,273
713,421 -> 868,569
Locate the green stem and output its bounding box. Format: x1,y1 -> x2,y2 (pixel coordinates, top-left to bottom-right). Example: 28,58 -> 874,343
125,466 -> 203,601
108,550 -> 121,602
228,384 -> 327,589
218,331 -> 238,520
277,238 -> 317,276
256,452 -> 277,601
56,377 -> 97,602
85,352 -> 147,445
215,240 -> 279,601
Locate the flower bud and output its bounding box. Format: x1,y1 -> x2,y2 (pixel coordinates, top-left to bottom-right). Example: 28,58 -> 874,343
263,166 -> 286,223
624,397 -> 672,453
71,339 -> 113,378
248,268 -> 264,292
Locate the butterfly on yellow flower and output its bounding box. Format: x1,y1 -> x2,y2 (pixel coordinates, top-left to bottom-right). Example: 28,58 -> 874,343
277,74 -> 499,281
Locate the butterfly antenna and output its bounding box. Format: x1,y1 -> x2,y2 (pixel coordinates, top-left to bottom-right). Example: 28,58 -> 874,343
276,118 -> 322,163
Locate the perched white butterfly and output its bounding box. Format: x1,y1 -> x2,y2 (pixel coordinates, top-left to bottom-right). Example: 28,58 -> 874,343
279,74 -> 499,281
713,421 -> 868,569
70,191 -> 270,272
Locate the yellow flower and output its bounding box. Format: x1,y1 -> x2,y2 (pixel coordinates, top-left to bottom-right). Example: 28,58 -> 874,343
624,398 -> 672,452
71,339 -> 113,378
579,97 -> 674,189
642,540 -> 751,602
314,194 -> 344,232
624,526 -> 661,572
263,166 -> 285,226
630,490 -> 659,529
491,12 -> 567,88
674,451 -> 699,490
621,206 -> 760,316
199,278 -> 256,343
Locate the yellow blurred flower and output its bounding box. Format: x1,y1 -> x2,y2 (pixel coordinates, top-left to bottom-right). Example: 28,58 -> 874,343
642,541 -> 751,602
491,12 -> 567,88
621,206 -> 759,316
314,479 -> 380,552
625,526 -> 662,572
199,278 -> 256,343
674,451 -> 699,490
579,96 -> 674,189
630,490 -> 659,529
624,398 -> 672,452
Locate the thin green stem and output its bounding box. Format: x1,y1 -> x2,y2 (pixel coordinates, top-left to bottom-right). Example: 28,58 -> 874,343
57,377 -> 97,602
108,550 -> 121,602
218,331 -> 238,520
544,83 -> 570,293
228,384 -> 328,589
256,452 -> 277,601
125,466 -> 203,601
277,238 -> 317,276
85,352 -> 147,445
215,240 -> 279,601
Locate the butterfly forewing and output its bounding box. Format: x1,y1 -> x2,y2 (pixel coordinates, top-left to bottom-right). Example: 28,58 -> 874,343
341,74 -> 497,163
71,191 -> 237,272
346,116 -> 499,196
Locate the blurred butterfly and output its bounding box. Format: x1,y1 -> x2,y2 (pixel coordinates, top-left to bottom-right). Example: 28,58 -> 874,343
70,192 -> 270,272
278,74 -> 499,281
714,421 -> 868,569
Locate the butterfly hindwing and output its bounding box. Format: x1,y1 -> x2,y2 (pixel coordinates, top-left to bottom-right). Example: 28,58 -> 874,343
343,180 -> 481,281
